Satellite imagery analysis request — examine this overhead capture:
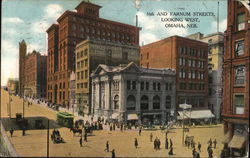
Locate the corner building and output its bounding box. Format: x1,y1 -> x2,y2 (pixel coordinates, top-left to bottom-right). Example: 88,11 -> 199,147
140,36 -> 209,111
222,1 -> 249,157
46,1 -> 140,107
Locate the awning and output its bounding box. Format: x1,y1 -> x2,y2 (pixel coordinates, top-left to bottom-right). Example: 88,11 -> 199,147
111,113 -> 119,119
222,131 -> 232,144
127,114 -> 138,120
178,110 -> 215,119
228,135 -> 246,149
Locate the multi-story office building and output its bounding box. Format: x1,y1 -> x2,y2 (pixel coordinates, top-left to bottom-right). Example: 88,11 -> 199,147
23,51 -> 47,98
91,62 -> 176,124
187,32 -> 224,120
46,1 -> 140,107
19,40 -> 26,96
75,39 -> 139,114
140,36 -> 209,112
222,1 -> 249,157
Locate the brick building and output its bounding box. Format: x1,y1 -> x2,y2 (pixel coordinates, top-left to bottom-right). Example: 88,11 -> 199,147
19,40 -> 26,96
46,1 -> 140,107
140,36 -> 209,112
75,39 -> 139,115
222,1 -> 249,157
23,51 -> 47,98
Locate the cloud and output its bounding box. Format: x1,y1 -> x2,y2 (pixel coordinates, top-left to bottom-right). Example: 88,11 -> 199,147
44,4 -> 64,20
138,10 -> 188,45
211,18 -> 227,32
2,17 -> 24,24
31,21 -> 50,33
2,27 -> 17,36
1,40 -> 19,86
27,43 -> 43,53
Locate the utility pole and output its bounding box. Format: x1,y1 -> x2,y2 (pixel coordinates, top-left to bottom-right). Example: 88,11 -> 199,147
47,119 -> 49,157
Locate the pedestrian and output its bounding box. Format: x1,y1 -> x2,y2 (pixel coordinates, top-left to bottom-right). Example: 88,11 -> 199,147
79,137 -> 83,147
10,129 -> 14,137
22,128 -> 26,136
213,139 -> 217,149
192,148 -> 196,158
168,146 -> 173,155
165,137 -> 169,149
154,138 -> 157,150
150,133 -> 153,142
110,125 -> 112,131
208,138 -> 212,146
208,147 -> 213,158
187,140 -> 190,148
170,138 -> 173,148
104,141 -> 109,152
84,132 -> 88,142
165,131 -> 168,139
111,149 -> 115,158
139,127 -> 142,136
198,142 -> 201,152
185,136 -> 188,146
134,138 -> 138,148
196,151 -> 200,158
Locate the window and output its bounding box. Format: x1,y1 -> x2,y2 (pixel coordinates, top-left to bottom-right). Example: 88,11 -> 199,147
127,95 -> 136,110
141,82 -> 144,90
153,82 -> 156,90
105,49 -> 112,64
188,71 -> 191,79
114,95 -> 119,109
127,80 -> 131,90
188,59 -> 192,67
141,95 -> 149,110
157,83 -> 161,91
235,40 -> 244,56
235,66 -> 245,85
85,70 -> 88,79
84,49 -> 88,56
166,96 -> 171,109
237,13 -> 245,31
146,82 -> 149,90
84,83 -> 88,88
209,76 -> 213,83
153,95 -> 161,109
208,58 -> 212,62
234,94 -> 244,114
122,52 -> 128,60
147,52 -> 149,59
132,81 -> 136,90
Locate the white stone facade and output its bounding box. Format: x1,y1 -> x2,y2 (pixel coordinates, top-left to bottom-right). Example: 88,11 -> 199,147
91,62 -> 176,125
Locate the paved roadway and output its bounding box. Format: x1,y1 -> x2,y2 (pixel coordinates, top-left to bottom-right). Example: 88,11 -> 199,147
1,89 -> 224,157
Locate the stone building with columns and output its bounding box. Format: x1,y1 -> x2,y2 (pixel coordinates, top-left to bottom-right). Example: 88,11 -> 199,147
91,62 -> 176,124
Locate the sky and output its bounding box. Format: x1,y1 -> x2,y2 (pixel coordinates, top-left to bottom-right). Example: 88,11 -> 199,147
1,0 -> 227,86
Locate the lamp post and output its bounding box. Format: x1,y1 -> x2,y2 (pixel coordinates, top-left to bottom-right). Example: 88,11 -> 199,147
47,119 -> 49,157
179,103 -> 192,146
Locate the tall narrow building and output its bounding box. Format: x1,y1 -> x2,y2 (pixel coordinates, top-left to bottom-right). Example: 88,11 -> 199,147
46,1 -> 140,108
19,40 -> 27,96
222,1 -> 249,157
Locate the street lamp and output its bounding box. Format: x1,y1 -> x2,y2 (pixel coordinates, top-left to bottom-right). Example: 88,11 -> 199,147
179,103 -> 192,146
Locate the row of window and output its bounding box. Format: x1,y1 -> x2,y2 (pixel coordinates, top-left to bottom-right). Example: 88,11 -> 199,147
76,82 -> 88,89
76,49 -> 88,59
72,17 -> 135,33
76,70 -> 88,80
127,80 -> 173,91
76,59 -> 88,69
179,69 -> 205,80
179,58 -> 205,68
179,47 -> 207,58
179,83 -> 205,90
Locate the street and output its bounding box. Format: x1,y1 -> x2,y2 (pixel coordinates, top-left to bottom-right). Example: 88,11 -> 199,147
1,89 -> 225,157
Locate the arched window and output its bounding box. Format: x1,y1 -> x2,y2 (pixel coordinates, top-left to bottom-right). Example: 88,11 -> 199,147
166,96 -> 171,109
153,95 -> 161,109
141,95 -> 149,110
127,95 -> 136,110
114,95 -> 119,109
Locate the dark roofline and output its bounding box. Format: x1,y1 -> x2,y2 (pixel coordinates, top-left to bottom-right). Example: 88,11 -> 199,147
75,1 -> 102,10
141,35 -> 208,49
57,10 -> 76,23
46,24 -> 59,33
